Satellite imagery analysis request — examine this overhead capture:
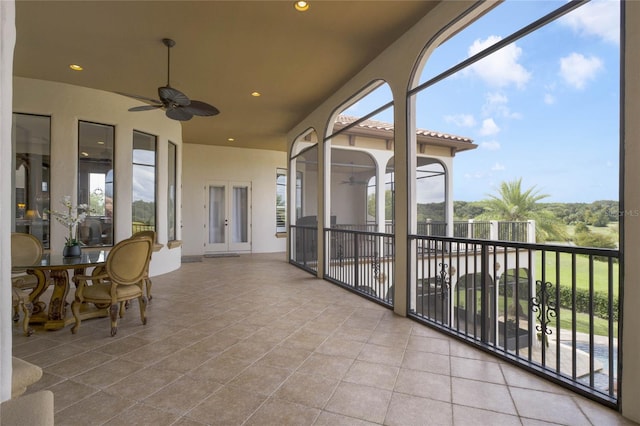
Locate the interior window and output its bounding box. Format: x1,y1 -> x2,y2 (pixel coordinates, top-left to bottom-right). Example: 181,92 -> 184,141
276,168 -> 287,233
132,131 -> 157,235
13,113 -> 51,248
168,141 -> 177,241
78,121 -> 114,246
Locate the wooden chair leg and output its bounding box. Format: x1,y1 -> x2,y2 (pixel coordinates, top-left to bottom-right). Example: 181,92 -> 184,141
70,300 -> 82,334
139,296 -> 147,325
145,277 -> 153,301
21,301 -> 34,337
109,303 -> 119,336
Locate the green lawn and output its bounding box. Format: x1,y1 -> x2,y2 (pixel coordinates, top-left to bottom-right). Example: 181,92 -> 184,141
502,298 -> 616,336
520,251 -> 619,336
534,251 -> 619,297
558,306 -> 617,336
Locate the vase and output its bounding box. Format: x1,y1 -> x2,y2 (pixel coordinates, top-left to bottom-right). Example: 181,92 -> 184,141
63,244 -> 81,258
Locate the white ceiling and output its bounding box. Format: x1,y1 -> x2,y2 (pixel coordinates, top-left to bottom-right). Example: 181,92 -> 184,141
13,1 -> 440,152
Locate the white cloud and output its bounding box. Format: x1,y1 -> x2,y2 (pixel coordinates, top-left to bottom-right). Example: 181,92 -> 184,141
482,91 -> 522,119
491,162 -> 506,171
467,36 -> 531,89
464,172 -> 486,180
480,140 -> 501,151
559,53 -> 603,89
479,118 -> 500,136
444,114 -> 476,127
544,93 -> 556,105
560,0 -> 620,45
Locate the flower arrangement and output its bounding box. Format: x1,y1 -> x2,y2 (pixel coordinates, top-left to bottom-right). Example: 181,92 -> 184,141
46,196 -> 89,247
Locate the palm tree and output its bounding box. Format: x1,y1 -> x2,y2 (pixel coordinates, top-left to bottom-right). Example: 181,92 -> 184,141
480,178 -> 568,242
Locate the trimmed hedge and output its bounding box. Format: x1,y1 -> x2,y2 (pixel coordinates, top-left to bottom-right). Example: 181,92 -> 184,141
501,278 -> 618,321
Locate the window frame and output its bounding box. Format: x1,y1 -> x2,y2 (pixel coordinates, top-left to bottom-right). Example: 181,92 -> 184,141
77,120 -> 115,247
168,141 -> 178,241
132,130 -> 158,236
12,112 -> 52,249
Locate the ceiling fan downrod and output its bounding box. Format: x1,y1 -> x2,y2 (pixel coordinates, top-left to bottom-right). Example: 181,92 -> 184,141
162,38 -> 175,88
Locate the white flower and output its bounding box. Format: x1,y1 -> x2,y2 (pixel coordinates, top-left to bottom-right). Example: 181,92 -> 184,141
46,196 -> 92,246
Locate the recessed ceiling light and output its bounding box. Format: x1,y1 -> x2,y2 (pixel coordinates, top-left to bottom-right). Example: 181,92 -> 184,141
251,92 -> 261,97
228,138 -> 235,142
294,1 -> 309,12
81,151 -> 89,157
97,141 -> 105,145
69,64 -> 83,71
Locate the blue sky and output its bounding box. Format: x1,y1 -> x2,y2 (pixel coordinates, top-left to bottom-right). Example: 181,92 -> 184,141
344,0 -> 620,203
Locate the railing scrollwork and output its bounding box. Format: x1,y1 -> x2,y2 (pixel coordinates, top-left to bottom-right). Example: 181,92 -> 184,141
530,280 -> 557,346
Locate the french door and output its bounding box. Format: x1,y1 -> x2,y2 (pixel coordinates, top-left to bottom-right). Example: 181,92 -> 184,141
205,181 -> 251,253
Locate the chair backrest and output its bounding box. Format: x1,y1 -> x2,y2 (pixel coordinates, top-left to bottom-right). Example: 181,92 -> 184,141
11,233 -> 43,271
132,230 -> 156,264
106,236 -> 152,286
131,230 -> 155,243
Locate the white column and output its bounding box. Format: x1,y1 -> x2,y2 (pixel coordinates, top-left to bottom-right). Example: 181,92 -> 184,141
527,220 -> 536,243
490,220 -> 499,241
622,1 -> 640,421
393,91 -> 414,317
0,0 -> 16,403
376,158 -> 385,234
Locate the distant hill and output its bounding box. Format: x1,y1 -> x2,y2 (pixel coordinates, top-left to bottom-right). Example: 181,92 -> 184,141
437,200 -> 620,226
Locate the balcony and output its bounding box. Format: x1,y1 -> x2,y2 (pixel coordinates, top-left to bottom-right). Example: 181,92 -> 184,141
13,253 -> 628,424
316,224 -> 620,408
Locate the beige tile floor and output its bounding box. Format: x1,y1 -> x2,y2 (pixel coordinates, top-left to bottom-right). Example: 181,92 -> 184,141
12,253 -> 636,426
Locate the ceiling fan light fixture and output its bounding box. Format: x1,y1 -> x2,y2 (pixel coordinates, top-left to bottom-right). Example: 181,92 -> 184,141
294,1 -> 309,12
120,37 -> 220,121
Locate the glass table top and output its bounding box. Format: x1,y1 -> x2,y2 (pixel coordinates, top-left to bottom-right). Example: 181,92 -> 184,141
15,250 -> 108,269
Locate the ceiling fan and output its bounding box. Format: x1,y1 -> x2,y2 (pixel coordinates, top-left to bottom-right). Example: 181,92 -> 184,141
341,163 -> 369,186
119,38 -> 220,121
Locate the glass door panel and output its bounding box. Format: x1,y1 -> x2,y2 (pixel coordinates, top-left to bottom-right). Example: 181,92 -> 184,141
209,185 -> 226,245
206,181 -> 251,253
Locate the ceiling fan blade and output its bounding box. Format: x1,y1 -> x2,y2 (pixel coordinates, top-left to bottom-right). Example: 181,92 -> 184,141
166,107 -> 193,121
182,100 -> 220,116
128,105 -> 162,112
116,91 -> 162,105
158,86 -> 190,106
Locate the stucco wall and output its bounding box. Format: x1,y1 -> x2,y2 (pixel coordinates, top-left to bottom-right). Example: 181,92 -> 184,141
1,0 -> 16,403
12,77 -> 183,276
182,143 -> 287,255
621,1 -> 640,422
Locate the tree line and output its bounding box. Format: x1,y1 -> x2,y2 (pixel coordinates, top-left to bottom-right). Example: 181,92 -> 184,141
454,199 -> 619,227
452,179 -> 618,247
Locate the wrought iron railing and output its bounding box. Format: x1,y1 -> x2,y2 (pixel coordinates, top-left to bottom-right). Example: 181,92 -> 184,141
324,228 -> 394,306
409,234 -> 620,408
289,225 -> 318,273
295,225 -> 620,406
416,220 -> 529,242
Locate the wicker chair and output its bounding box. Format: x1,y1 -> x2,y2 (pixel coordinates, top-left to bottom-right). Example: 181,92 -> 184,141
71,236 -> 152,336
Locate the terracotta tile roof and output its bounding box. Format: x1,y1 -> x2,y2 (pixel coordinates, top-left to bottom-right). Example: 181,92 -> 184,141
335,114 -> 473,143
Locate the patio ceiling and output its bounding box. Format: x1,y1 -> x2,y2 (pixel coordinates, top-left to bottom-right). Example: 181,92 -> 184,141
13,1 -> 440,152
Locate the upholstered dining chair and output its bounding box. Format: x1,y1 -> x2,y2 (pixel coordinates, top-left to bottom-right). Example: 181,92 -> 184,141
11,232 -> 43,290
11,233 -> 43,335
131,230 -> 156,300
70,235 -> 152,336
11,287 -> 33,336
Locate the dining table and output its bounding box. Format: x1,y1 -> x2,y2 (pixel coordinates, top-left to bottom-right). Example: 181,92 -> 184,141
15,249 -> 109,331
